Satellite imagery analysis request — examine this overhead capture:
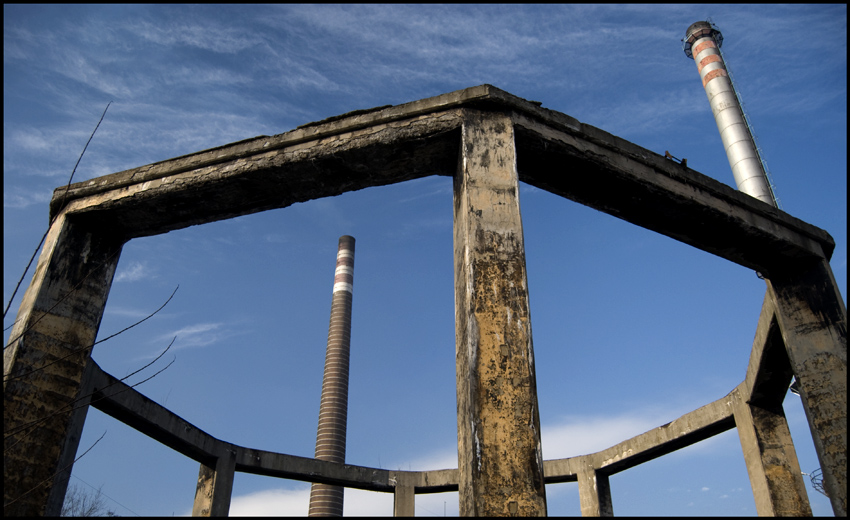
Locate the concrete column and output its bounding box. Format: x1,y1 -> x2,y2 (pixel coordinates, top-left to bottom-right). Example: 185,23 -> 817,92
192,447 -> 236,517
391,472 -> 415,516
453,109 -> 547,516
767,259 -> 847,516
309,236 -> 355,517
732,387 -> 811,516
577,462 -> 613,517
4,214 -> 123,516
45,358 -> 100,516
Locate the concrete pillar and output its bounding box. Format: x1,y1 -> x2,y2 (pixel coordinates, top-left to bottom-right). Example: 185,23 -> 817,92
732,387 -> 812,516
44,358 -> 100,516
309,236 -> 355,516
192,447 -> 236,516
453,109 -> 547,516
391,472 -> 415,516
767,259 -> 847,516
577,462 -> 613,517
4,214 -> 123,516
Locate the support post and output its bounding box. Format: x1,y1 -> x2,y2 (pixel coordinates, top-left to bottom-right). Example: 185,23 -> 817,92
453,109 -> 547,516
192,447 -> 236,517
732,386 -> 812,515
577,461 -> 613,517
4,215 -> 123,516
391,472 -> 415,517
767,259 -> 847,516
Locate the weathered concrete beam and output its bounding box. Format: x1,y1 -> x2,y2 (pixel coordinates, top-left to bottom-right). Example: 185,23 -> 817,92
88,361 -> 463,498
592,393 -> 735,476
3,216 -> 123,516
235,447 -> 392,491
88,360 -> 224,465
511,113 -> 835,278
407,468 -> 459,494
542,392 -> 736,486
48,85 -> 835,278
47,85 -> 504,221
58,113 -> 462,240
453,109 -> 547,516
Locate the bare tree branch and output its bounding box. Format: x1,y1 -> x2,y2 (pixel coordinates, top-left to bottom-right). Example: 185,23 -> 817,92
4,337 -> 176,443
4,102 -> 112,321
4,286 -> 179,383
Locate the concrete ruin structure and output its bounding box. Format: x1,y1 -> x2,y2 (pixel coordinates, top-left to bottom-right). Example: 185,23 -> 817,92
3,84 -> 846,516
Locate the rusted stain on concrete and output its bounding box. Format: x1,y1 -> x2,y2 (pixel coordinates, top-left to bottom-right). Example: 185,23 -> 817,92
454,109 -> 546,516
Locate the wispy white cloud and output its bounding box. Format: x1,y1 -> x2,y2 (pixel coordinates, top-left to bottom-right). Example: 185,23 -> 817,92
126,19 -> 263,54
138,322 -> 242,360
114,261 -> 153,282
2,187 -> 53,209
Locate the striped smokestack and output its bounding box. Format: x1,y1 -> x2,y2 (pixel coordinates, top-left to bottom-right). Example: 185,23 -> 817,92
308,236 -> 355,517
684,21 -> 778,207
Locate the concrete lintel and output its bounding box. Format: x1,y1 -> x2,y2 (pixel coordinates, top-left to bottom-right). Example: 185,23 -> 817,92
46,84 -> 556,219
511,112 -> 834,277
58,110 -> 463,239
45,84 -> 834,277
48,85 -> 536,221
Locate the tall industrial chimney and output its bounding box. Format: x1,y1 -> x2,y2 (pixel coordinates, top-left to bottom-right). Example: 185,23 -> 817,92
684,21 -> 778,207
308,236 -> 355,517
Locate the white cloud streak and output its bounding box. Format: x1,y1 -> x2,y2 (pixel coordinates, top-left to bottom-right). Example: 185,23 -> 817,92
114,261 -> 153,282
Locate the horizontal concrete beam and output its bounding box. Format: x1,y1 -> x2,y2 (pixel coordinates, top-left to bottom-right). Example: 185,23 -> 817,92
49,85 -> 504,221
544,391 -> 737,482
88,361 -> 228,466
91,359 -> 750,497
511,112 -> 834,277
49,85 -> 832,278
87,361 -> 458,493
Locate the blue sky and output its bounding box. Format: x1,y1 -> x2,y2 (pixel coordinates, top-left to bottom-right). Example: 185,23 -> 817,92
4,4 -> 845,516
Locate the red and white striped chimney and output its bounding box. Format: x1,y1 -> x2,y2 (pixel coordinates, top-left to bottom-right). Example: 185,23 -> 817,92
308,236 -> 355,517
684,21 -> 777,207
